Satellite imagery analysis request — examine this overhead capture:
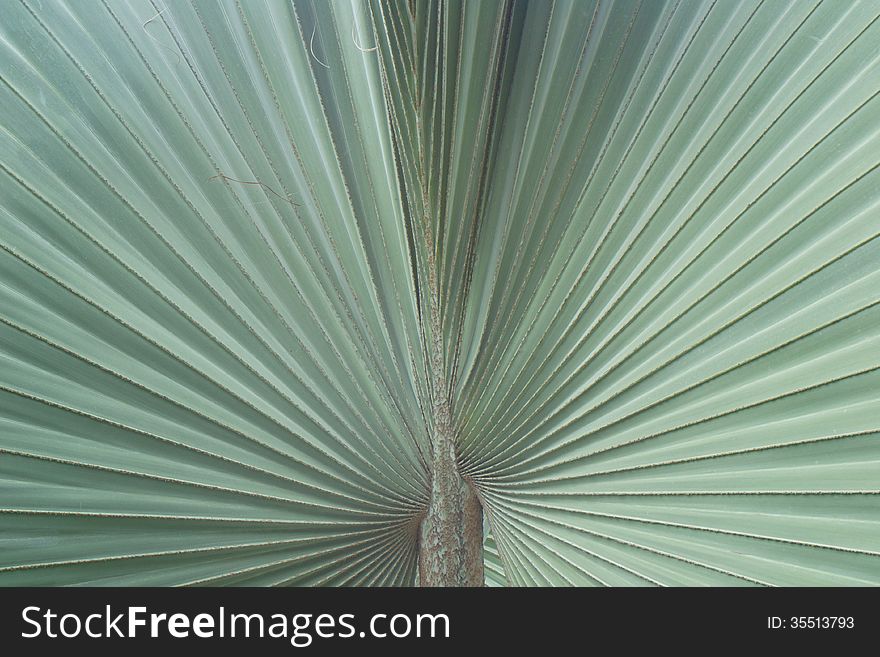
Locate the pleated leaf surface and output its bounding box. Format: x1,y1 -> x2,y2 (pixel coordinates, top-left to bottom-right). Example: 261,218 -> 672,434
1,0 -> 879,585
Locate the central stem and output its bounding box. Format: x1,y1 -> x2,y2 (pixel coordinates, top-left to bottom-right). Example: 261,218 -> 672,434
417,386 -> 484,586
417,269 -> 484,586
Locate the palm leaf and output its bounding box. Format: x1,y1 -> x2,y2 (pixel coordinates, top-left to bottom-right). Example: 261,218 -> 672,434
1,0 -> 878,586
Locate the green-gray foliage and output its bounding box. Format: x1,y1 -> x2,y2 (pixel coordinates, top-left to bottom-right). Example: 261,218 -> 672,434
1,0 -> 879,585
